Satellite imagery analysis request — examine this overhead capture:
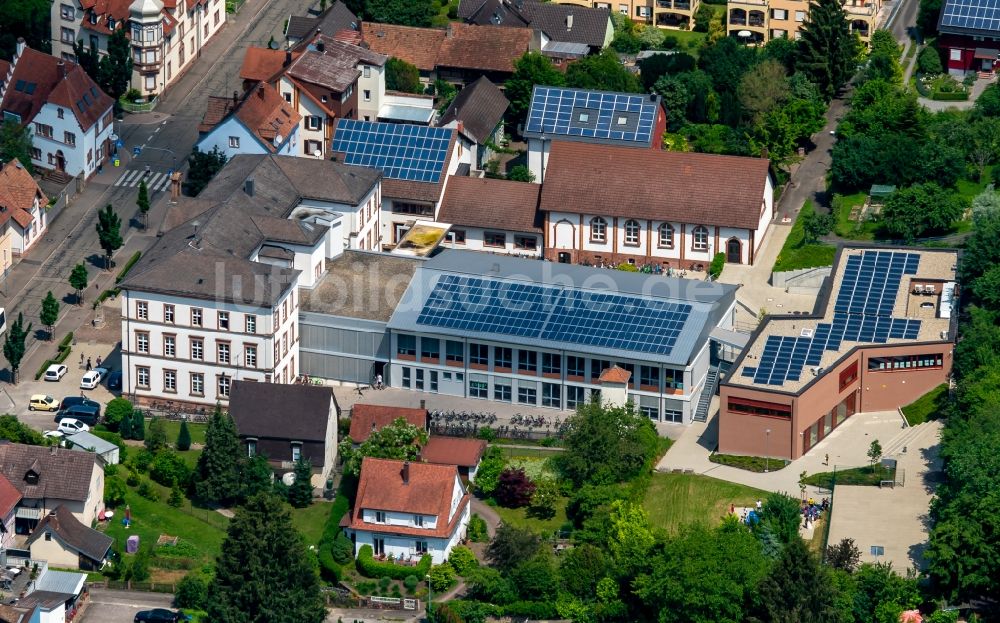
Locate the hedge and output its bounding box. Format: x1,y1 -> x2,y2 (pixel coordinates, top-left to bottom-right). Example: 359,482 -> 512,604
931,91 -> 970,101
709,252 -> 725,280
317,493 -> 350,582
34,332 -> 75,380
93,288 -> 121,309
356,545 -> 431,580
116,251 -> 142,284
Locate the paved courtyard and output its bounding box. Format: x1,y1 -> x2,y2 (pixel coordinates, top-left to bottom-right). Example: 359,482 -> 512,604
826,421 -> 942,572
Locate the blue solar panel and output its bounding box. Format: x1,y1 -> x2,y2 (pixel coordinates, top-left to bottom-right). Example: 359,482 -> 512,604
747,251 -> 924,386
523,86 -> 658,146
940,0 -> 1000,32
331,119 -> 452,183
415,275 -> 692,356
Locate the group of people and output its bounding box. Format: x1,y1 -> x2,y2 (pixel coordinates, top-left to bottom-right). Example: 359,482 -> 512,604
79,353 -> 102,371
802,497 -> 829,529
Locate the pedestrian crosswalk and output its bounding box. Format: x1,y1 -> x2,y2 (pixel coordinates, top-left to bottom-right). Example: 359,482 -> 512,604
112,168 -> 172,193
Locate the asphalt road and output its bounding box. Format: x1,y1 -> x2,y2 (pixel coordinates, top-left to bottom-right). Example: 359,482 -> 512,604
889,0 -> 920,41
80,589 -> 177,623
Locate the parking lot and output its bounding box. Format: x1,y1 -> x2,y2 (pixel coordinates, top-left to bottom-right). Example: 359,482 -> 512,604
80,589 -> 176,623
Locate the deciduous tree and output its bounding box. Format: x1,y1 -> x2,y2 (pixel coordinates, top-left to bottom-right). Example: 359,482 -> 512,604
338,416 -> 427,478
39,291 -> 59,340
364,0 -> 435,27
186,146 -> 228,196
385,57 -> 423,94
486,524 -> 542,573
95,204 -> 123,270
206,492 -> 326,623
0,122 -> 33,174
136,180 -> 150,230
505,52 -> 565,128
880,183 -> 967,242
558,401 -> 659,486
495,467 -> 536,508
2,313 -> 31,384
566,50 -> 643,94
827,537 -> 862,573
69,263 -> 88,305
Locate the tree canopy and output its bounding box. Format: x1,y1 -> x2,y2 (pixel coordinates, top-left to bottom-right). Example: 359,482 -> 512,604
338,416 -> 427,478
505,52 -> 565,128
385,57 -> 422,94
0,121 -> 33,173
557,400 -> 660,486
796,0 -> 861,98
195,404 -> 243,504
566,50 -> 643,94
363,0 -> 435,26
879,182 -> 968,242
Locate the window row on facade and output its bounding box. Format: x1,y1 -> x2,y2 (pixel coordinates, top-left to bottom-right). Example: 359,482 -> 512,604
130,295 -> 296,330
132,330 -> 294,366
586,217 -> 710,250
395,335 -> 685,392
133,367 -> 230,398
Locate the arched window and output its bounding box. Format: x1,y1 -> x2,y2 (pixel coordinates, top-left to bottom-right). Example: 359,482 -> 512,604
658,223 -> 674,248
624,219 -> 640,245
692,225 -> 709,251
590,217 -> 607,243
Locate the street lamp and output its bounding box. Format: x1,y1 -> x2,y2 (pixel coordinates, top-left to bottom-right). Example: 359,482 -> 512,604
425,574 -> 432,622
764,428 -> 771,473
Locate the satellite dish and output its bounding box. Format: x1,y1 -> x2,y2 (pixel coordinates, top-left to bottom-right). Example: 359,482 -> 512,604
268,40 -> 279,50
274,134 -> 283,145
313,149 -> 322,157
282,472 -> 296,486
738,30 -> 752,37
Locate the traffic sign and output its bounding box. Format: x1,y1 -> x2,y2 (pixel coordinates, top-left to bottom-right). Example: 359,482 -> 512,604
116,139 -> 124,149
114,159 -> 120,167
132,146 -> 141,157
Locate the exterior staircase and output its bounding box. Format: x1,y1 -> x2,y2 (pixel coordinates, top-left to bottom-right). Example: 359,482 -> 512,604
43,169 -> 73,185
692,366 -> 720,422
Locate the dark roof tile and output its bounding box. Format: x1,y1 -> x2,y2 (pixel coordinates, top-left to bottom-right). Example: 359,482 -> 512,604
230,381 -> 337,442
438,76 -> 509,144
27,505 -> 112,562
439,176 -> 541,233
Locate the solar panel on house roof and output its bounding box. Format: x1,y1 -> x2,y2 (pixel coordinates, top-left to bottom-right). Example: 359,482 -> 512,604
415,274 -> 693,356
742,251 -> 923,386
523,86 -> 658,145
940,0 -> 1000,31
331,119 -> 452,183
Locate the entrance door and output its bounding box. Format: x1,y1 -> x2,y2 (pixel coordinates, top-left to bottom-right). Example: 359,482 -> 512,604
726,238 -> 742,263
984,58 -> 994,72
55,150 -> 66,171
558,252 -> 571,264
373,538 -> 385,556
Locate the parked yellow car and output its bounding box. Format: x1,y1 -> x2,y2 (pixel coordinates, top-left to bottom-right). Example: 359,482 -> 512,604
28,395 -> 59,412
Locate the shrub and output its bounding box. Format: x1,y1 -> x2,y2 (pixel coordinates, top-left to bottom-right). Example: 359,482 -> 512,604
115,251 -> 142,283
495,467 -> 536,508
128,448 -> 154,473
176,420 -> 191,451
356,545 -> 432,579
428,563 -> 457,592
331,532 -> 354,564
126,471 -> 141,487
137,479 -> 159,501
150,450 -> 191,487
476,426 -> 497,442
447,546 -> 478,576
145,417 -> 168,452
503,600 -> 559,619
105,476 -> 127,506
379,576 -> 391,591
709,252 -> 725,279
104,398 -> 133,432
917,46 -> 943,75
174,572 -> 209,609
168,484 -> 184,508
404,574 -> 420,591
467,514 -> 489,542
129,549 -> 151,582
475,453 -> 505,497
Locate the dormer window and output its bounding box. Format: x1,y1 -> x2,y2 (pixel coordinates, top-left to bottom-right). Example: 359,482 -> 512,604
375,510 -> 386,523
24,471 -> 38,485
89,12 -> 98,24
414,515 -> 424,527
108,18 -> 116,29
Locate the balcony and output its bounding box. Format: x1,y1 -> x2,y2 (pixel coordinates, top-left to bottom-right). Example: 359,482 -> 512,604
843,0 -> 876,15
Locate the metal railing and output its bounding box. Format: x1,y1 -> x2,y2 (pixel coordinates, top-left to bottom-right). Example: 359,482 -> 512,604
119,96 -> 159,113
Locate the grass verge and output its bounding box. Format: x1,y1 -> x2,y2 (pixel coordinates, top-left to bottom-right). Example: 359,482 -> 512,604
291,501 -> 337,547
773,201 -> 837,272
800,465 -> 895,489
642,473 -> 769,533
901,383 -> 949,425
709,453 -> 788,472
487,496 -> 569,535
159,420 -> 208,445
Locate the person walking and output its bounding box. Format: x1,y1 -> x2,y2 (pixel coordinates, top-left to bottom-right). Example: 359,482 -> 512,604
86,357 -> 92,371
755,499 -> 762,511
80,353 -> 85,368
375,373 -> 384,390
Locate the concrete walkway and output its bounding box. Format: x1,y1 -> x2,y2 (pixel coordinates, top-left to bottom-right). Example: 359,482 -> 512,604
657,408 -> 911,496
826,420 -> 942,572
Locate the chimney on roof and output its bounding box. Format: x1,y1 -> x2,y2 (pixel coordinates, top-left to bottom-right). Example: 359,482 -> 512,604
15,38 -> 25,58
244,178 -> 255,196
232,90 -> 239,109
566,13 -> 573,29
57,61 -> 67,80
402,461 -> 410,485
456,120 -> 464,134
258,83 -> 266,98
284,47 -> 292,67
446,23 -> 454,38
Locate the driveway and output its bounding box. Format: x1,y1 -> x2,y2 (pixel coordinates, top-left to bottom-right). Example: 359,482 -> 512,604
80,589 -> 175,623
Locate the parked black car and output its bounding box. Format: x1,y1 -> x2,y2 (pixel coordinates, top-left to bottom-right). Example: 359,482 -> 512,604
54,403 -> 101,426
58,396 -> 100,412
107,370 -> 122,391
134,609 -> 184,623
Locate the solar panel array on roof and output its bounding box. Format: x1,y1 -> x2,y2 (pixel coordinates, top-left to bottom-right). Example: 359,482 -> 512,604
332,119 -> 451,183
524,87 -> 657,145
940,0 -> 1000,31
742,250 -> 923,386
415,274 -> 692,356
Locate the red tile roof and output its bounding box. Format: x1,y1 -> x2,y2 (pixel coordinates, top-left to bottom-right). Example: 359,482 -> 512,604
437,22 -> 533,73
0,159 -> 46,232
198,95 -> 237,132
347,457 -> 470,538
78,0 -> 131,35
420,437 -> 487,468
234,83 -> 302,151
349,404 -> 427,443
599,365 -> 631,384
0,46 -> 112,131
439,176 -> 541,233
360,22 -> 445,71
0,474 -> 21,518
240,47 -> 300,83
539,141 -> 771,230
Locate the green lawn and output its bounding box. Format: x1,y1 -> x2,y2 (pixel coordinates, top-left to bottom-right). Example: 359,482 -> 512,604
709,453 -> 788,473
642,473 -> 769,533
957,168 -> 993,201
800,465 -> 895,489
159,420 -> 207,445
495,446 -> 565,459
831,192 -> 877,240
104,477 -> 229,567
669,29 -> 707,51
488,496 -> 570,535
291,501 -> 337,546
901,383 -> 949,425
773,201 -> 837,272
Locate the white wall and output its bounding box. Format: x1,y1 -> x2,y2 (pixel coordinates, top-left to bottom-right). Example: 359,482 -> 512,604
31,102 -> 112,179
289,183 -> 382,254
526,137 -> 550,183
29,602 -> 65,623
196,117 -> 299,160
357,62 -> 385,122
442,226 -> 542,257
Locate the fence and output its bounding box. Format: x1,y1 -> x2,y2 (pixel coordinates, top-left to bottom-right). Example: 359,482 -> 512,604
119,96 -> 159,113
89,580 -> 176,593
368,596 -> 419,611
